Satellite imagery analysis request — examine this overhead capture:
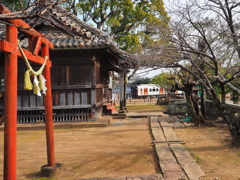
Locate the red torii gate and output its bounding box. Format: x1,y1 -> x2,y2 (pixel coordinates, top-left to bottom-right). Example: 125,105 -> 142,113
0,5 -> 58,179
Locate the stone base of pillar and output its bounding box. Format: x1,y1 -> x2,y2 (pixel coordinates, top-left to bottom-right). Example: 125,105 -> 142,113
118,110 -> 126,114
116,110 -> 126,119
41,163 -> 62,177
124,107 -> 128,113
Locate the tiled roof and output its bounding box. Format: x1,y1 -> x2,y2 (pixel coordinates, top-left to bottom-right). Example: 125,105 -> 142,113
0,4 -> 137,69
20,33 -> 108,49
38,6 -> 114,47
21,5 -> 138,69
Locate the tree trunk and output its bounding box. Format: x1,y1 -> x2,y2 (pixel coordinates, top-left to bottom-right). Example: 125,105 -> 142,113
186,94 -> 201,127
200,86 -> 206,118
231,128 -> 240,147
219,104 -> 240,147
227,120 -> 240,147
184,84 -> 201,127
220,83 -> 226,104
216,83 -> 240,147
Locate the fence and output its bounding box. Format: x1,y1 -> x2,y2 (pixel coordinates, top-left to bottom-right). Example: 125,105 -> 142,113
17,108 -> 90,123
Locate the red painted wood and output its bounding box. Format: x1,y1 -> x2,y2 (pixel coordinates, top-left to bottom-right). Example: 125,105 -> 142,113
19,47 -> 52,67
33,37 -> 42,56
4,24 -> 18,180
0,5 -> 56,178
0,40 -> 52,67
42,45 -> 55,166
0,40 -> 12,53
0,5 -> 54,49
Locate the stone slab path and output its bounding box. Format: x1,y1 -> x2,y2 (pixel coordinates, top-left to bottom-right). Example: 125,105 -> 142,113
79,174 -> 164,180
150,116 -> 205,180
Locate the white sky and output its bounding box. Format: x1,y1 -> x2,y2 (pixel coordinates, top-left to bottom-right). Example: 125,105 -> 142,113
133,68 -> 163,78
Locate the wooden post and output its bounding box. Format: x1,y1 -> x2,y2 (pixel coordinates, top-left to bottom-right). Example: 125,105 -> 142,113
119,72 -> 125,113
123,73 -> 128,112
4,24 -> 18,180
91,59 -> 96,118
42,45 -> 55,166
123,73 -> 126,108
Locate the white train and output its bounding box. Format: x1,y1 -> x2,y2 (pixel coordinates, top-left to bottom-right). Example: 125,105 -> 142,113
137,84 -> 165,97
134,84 -> 184,98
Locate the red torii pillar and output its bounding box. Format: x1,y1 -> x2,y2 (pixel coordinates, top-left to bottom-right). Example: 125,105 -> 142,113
4,23 -> 18,180
42,45 -> 55,166
40,44 -> 62,177
0,4 -> 60,179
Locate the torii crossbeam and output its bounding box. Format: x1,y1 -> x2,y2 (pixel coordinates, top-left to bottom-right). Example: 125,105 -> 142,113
0,5 -> 58,180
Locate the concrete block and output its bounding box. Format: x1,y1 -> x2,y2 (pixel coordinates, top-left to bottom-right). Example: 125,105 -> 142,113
41,163 -> 62,177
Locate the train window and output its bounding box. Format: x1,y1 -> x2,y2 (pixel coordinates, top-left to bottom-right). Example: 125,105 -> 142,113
156,88 -> 158,91
150,89 -> 152,92
153,88 -> 155,92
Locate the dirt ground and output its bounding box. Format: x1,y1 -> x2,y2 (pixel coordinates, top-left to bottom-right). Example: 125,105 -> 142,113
0,102 -> 240,180
127,100 -> 240,180
174,126 -> 240,180
0,115 -> 160,179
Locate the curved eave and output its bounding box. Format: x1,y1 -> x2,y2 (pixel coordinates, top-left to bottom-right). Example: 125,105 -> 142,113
51,45 -> 138,69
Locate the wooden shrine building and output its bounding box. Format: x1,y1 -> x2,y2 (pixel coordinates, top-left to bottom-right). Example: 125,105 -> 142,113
0,5 -> 138,123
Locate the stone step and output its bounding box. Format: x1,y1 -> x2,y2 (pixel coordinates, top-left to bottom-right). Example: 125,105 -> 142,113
169,144 -> 195,164
159,121 -> 181,142
170,144 -> 205,180
163,171 -> 187,180
150,116 -> 205,180
103,103 -> 116,115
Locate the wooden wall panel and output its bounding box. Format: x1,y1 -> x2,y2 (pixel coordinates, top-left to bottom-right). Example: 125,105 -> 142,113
74,91 -> 81,105
22,93 -> 29,107
67,91 -> 73,105
29,94 -> 36,107
0,50 -> 110,119
96,62 -> 101,84
51,65 -> 93,86
51,66 -> 66,86
8,91 -> 93,109
81,91 -> 88,105
36,95 -> 44,106
17,67 -> 25,89
52,91 -> 59,106
60,92 -> 66,105
17,95 -> 21,107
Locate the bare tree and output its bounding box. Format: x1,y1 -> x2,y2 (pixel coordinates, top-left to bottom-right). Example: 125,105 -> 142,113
0,0 -> 66,20
140,0 -> 240,146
